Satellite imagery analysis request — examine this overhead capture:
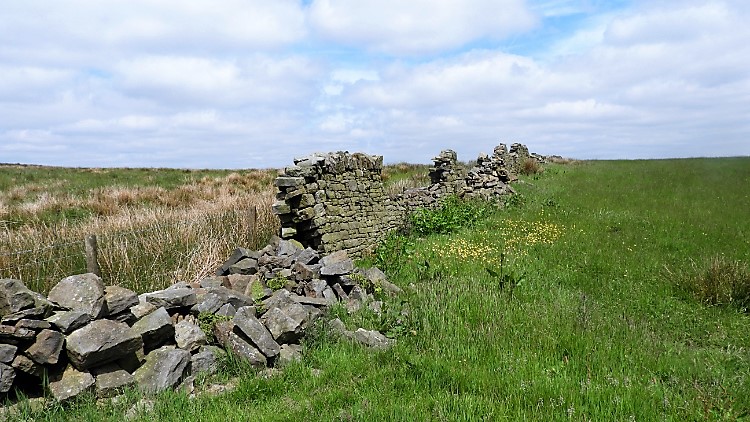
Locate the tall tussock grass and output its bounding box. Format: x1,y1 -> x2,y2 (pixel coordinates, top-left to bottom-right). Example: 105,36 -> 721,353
0,170 -> 279,294
672,255 -> 750,310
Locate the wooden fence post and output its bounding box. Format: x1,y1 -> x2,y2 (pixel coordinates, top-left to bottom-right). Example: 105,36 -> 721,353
85,234 -> 101,277
249,206 -> 257,245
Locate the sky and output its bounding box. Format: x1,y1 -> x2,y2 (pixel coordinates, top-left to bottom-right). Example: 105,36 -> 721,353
1,0 -> 749,168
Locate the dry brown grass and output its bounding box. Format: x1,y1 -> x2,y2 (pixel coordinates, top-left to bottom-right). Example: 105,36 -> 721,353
520,158 -> 544,176
0,170 -> 280,294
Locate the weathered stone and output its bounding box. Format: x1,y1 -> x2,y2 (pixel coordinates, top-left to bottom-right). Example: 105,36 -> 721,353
48,273 -> 107,318
116,346 -> 145,374
144,288 -> 197,310
320,251 -> 354,276
0,362 -> 14,393
105,285 -> 139,315
277,344 -> 303,366
272,201 -> 291,215
260,303 -> 309,344
93,363 -> 135,398
1,305 -> 51,324
261,289 -> 296,313
332,283 -> 349,300
0,278 -> 35,316
293,262 -> 319,281
130,302 -> 157,319
109,310 -> 137,325
206,286 -> 255,310
46,310 -> 91,334
226,274 -> 255,294
0,325 -> 35,343
215,303 -> 237,318
233,306 -> 280,359
66,319 -> 143,370
199,276 -> 228,289
291,293 -> 332,307
191,346 -> 222,375
174,319 -> 207,352
281,227 -> 297,238
0,344 -> 17,364
15,318 -> 52,330
353,328 -> 395,350
191,292 -> 225,314
363,267 -> 403,294
131,307 -> 174,352
277,239 -> 302,258
225,332 -> 267,367
296,248 -> 319,265
133,346 -> 191,394
49,365 -> 95,402
12,354 -> 45,378
229,258 -> 258,275
26,329 -> 65,365
216,247 -> 256,275
212,320 -> 235,346
274,176 -> 305,188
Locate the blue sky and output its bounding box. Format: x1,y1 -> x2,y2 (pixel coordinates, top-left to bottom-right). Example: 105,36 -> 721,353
1,0 -> 748,168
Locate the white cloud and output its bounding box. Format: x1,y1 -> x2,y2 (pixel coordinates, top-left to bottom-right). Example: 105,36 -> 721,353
308,0 -> 536,55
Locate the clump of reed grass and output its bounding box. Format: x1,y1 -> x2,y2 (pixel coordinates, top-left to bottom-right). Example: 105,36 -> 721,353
520,158 -> 543,176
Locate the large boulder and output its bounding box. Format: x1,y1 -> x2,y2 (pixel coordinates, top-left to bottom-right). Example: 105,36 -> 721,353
133,346 -> 191,394
66,319 -> 143,370
46,310 -> 91,334
48,273 -> 107,318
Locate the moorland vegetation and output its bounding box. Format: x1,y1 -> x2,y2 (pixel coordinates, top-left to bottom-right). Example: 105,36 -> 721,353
2,157 -> 750,420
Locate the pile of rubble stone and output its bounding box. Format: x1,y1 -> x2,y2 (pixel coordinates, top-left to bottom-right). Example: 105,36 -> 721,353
463,146 -> 516,201
0,236 -> 398,404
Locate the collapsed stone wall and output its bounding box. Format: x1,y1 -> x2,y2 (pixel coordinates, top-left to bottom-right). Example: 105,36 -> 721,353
0,237 -> 394,404
274,143 -> 533,258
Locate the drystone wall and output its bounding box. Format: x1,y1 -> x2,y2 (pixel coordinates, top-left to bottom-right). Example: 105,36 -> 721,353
273,142 -> 533,258
0,141 -> 541,407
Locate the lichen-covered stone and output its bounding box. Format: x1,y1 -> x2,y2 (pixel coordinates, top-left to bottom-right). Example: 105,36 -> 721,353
49,365 -> 95,402
48,273 -> 107,318
131,307 -> 174,352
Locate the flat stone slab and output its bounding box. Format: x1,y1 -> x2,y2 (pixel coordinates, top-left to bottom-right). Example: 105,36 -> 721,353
49,365 -> 95,402
133,346 -> 191,394
12,354 -> 45,378
105,285 -> 140,316
225,332 -> 267,368
48,273 -> 107,318
66,319 -> 143,370
93,363 -> 135,398
131,307 -> 175,352
46,310 -> 91,334
144,288 -> 197,310
320,251 -> 354,276
233,306 -> 280,359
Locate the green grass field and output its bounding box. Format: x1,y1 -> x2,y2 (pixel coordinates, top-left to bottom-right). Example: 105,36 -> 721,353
8,158 -> 750,420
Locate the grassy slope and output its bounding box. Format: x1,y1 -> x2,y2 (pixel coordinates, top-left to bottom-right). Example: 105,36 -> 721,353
13,158 -> 750,420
